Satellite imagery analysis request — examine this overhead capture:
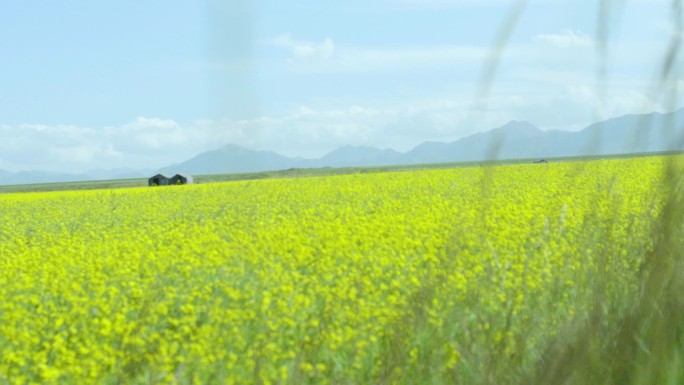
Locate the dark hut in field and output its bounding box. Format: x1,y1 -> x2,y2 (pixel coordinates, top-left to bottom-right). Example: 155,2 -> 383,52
170,173 -> 194,185
148,173 -> 172,186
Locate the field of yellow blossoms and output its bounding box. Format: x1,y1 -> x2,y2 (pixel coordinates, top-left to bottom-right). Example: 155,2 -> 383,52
0,155 -> 679,384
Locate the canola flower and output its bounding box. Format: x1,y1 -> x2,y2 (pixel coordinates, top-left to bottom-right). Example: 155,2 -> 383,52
0,156 -> 674,384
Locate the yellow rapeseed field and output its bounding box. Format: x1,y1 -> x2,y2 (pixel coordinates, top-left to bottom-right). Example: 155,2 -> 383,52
0,156 -> 675,384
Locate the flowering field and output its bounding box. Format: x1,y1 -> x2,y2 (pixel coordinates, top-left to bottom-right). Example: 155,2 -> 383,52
0,156 -> 680,384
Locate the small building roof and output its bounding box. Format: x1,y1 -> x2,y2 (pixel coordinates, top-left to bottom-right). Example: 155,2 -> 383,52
149,173 -> 172,179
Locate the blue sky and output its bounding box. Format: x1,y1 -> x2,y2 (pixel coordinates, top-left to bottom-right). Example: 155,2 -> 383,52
0,0 -> 682,172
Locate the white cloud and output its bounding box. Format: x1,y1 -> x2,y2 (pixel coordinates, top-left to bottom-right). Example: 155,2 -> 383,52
631,0 -> 671,3
0,118 -> 209,173
1,85 -> 680,174
328,45 -> 489,72
535,29 -> 594,48
382,0 -> 562,10
564,84 -> 664,119
269,34 -> 493,73
0,104 -> 498,172
656,20 -> 684,40
271,34 -> 335,60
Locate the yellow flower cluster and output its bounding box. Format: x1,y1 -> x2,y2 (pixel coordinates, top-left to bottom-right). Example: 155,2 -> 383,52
0,156 -> 673,384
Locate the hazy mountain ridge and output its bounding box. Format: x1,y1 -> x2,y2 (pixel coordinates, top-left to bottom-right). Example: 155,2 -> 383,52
2,109 -> 683,185
83,168 -> 152,180
157,109 -> 684,175
304,145 -> 404,168
157,144 -> 297,175
0,168 -> 150,186
0,170 -> 93,186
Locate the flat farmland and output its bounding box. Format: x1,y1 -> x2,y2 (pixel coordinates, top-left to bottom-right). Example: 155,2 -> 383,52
0,156 -> 681,384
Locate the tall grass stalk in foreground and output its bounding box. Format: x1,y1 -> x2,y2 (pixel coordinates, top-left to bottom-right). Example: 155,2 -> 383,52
474,1 -> 684,383
531,1 -> 684,383
370,1 -> 684,384
529,161 -> 684,385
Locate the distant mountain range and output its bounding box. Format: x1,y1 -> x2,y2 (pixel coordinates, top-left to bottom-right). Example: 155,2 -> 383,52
157,108 -> 684,175
2,109 -> 683,185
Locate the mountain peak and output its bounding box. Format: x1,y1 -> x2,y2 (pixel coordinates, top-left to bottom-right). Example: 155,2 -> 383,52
498,120 -> 540,132
221,143 -> 250,151
327,144 -> 397,154
481,121 -> 544,141
316,145 -> 402,167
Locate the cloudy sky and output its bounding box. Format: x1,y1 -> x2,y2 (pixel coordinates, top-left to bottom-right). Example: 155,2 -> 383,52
1,0 -> 682,173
